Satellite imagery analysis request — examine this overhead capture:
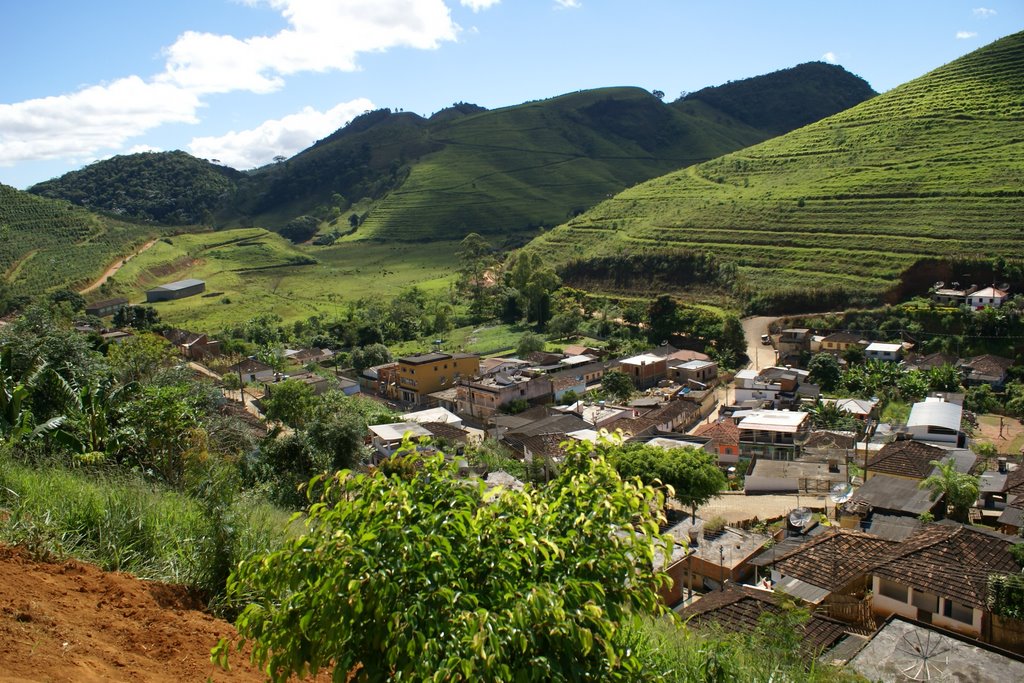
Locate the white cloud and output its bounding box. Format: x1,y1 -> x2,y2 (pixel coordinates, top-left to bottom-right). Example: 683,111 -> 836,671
973,7 -> 997,18
125,144 -> 163,155
956,30 -> 978,39
159,0 -> 460,95
554,0 -> 582,9
460,0 -> 500,11
0,0 -> 459,165
0,77 -> 199,166
188,98 -> 374,169
822,51 -> 838,64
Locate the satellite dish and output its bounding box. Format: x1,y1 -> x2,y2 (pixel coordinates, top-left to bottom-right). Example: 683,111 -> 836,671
788,507 -> 812,528
829,482 -> 854,504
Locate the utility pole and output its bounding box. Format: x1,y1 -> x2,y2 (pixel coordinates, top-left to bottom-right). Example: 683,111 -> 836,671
719,546 -> 726,591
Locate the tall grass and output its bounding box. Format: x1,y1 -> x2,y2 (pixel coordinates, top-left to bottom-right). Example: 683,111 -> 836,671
624,616 -> 864,682
0,452 -> 289,606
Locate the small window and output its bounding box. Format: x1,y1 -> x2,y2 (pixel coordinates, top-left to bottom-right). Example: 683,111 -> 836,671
942,599 -> 973,624
911,589 -> 938,613
878,578 -> 907,602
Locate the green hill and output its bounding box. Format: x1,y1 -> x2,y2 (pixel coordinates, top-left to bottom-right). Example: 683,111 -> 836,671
29,64 -> 875,244
679,61 -> 878,134
30,151 -> 241,225
527,32 -> 1024,309
0,184 -> 155,298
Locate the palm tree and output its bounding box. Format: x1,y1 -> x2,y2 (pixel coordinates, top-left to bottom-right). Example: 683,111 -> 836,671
919,459 -> 980,523
801,399 -> 860,433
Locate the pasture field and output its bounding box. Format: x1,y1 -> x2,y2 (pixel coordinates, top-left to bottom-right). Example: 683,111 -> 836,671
104,229 -> 460,330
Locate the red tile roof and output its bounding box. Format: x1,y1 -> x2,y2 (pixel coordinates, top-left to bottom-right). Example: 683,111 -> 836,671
678,585 -> 863,653
866,440 -> 948,480
870,522 -> 1021,608
768,528 -> 899,592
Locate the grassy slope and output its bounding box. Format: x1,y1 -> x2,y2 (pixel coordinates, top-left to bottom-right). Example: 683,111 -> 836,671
0,185 -> 156,296
104,228 -> 459,330
528,32 -> 1024,298
352,88 -> 769,241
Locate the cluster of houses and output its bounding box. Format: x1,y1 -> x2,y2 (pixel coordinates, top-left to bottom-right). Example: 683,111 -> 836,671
355,344 -> 722,466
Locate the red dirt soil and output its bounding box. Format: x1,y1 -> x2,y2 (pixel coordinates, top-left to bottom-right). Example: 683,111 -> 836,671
0,546 -> 274,683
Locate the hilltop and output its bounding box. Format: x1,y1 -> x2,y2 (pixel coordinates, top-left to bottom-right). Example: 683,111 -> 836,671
28,63 -> 875,244
30,151 -> 241,225
527,31 -> 1024,310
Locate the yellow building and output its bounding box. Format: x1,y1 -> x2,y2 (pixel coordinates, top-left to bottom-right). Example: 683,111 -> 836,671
397,352 -> 479,405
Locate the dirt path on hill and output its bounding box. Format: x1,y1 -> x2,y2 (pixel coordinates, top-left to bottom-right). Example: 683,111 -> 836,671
79,238 -> 159,295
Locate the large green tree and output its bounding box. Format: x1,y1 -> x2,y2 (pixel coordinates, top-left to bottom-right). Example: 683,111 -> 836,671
608,440 -> 726,520
215,441 -> 672,682
602,369 -> 635,404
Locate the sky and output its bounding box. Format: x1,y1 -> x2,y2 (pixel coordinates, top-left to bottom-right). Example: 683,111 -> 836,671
1,1 -> 1020,189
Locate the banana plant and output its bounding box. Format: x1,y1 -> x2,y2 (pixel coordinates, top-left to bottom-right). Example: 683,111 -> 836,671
50,372 -> 136,462
0,346 -> 64,443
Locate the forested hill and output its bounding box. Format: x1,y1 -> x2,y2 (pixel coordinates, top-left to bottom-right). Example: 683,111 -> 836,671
680,61 -> 878,134
30,151 -> 241,225
0,184 -> 155,299
28,62 -> 876,241
526,30 -> 1024,311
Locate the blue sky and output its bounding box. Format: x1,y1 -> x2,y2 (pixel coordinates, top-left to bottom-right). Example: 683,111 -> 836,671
1,1 -> 1020,188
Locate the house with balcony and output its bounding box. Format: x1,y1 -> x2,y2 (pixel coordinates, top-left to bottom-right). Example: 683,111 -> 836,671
733,409 -> 810,461
733,366 -> 819,410
396,352 -> 479,405
456,371 -> 552,420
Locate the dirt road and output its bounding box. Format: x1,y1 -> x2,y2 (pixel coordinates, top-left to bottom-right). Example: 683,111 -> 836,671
741,315 -> 778,371
79,238 -> 159,294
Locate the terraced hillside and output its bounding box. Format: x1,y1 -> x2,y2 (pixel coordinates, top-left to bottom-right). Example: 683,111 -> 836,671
0,184 -> 155,297
528,32 -> 1024,305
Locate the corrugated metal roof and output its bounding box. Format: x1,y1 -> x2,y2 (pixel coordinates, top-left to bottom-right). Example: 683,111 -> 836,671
907,399 -> 962,432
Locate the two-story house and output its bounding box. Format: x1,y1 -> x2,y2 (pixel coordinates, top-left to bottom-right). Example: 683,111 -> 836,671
397,352 -> 479,405
456,371 -> 552,420
617,353 -> 668,390
733,409 -> 810,461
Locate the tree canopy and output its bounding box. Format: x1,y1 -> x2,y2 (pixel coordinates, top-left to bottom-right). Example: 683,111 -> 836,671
216,439 -> 673,682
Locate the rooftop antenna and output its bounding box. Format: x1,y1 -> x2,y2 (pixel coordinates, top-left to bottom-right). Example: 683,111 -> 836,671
895,628 -> 952,681
788,507 -> 812,532
829,482 -> 853,521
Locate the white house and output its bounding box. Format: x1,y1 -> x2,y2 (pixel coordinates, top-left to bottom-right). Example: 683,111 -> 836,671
864,342 -> 904,362
906,397 -> 964,446
966,286 -> 1009,310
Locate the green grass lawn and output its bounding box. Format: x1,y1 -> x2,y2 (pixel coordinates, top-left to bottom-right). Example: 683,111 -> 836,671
104,229 -> 460,331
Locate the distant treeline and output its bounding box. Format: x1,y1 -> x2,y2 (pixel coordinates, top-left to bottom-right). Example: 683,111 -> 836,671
558,251 -> 736,291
